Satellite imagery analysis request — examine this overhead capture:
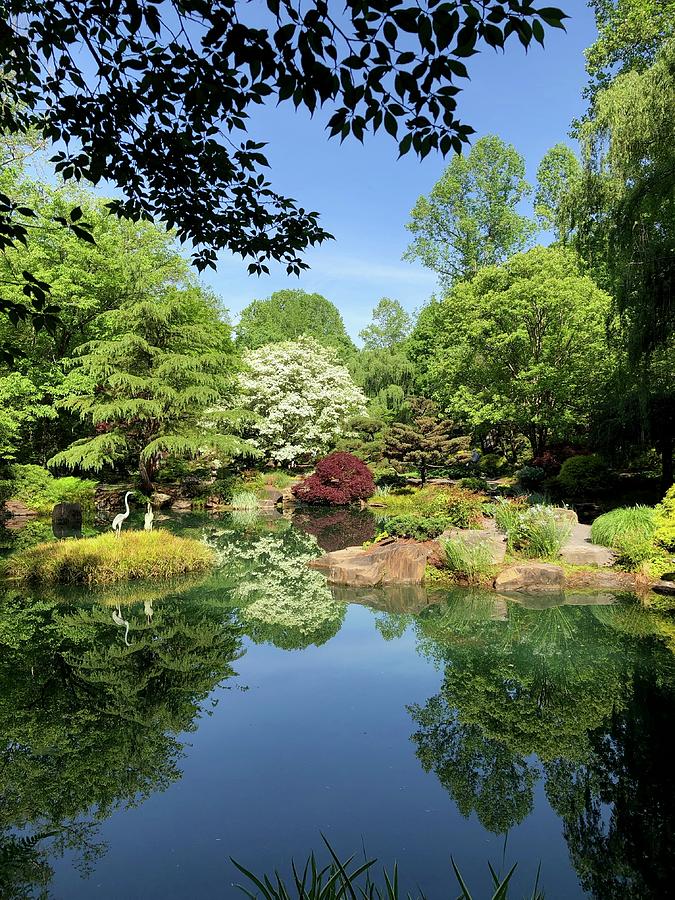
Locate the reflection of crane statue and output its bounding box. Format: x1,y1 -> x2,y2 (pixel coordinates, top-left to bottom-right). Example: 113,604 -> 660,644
112,606 -> 131,645
144,600 -> 154,623
112,491 -> 133,536
144,501 -> 154,531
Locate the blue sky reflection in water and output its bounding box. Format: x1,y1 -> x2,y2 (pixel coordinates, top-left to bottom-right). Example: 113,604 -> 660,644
3,512 -> 675,899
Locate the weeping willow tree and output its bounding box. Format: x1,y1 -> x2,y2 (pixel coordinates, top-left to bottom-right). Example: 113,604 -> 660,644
49,285 -> 251,491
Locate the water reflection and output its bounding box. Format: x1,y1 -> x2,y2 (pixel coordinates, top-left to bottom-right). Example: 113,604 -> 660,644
1,511 -> 675,898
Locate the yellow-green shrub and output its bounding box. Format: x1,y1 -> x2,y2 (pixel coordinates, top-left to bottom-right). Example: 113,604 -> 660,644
655,486 -> 675,552
7,530 -> 214,586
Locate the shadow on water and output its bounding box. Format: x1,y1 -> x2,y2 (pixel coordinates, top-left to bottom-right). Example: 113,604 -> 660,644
1,509 -> 675,897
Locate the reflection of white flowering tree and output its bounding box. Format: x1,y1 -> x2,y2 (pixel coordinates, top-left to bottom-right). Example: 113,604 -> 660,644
212,527 -> 345,650
238,337 -> 367,464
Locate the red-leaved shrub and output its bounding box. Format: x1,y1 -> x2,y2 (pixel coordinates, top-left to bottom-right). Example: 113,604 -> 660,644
292,452 -> 376,506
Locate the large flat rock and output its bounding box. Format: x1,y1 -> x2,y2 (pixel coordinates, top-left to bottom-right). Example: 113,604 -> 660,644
560,523 -> 615,567
309,541 -> 429,586
494,562 -> 565,593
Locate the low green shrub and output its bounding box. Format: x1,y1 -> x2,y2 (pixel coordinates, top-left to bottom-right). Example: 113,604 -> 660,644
479,452 -> 508,477
496,501 -> 571,558
460,476 -> 490,493
655,486 -> 675,552
379,514 -> 452,540
556,454 -> 611,497
591,506 -> 658,571
8,530 -> 215,585
516,465 -> 546,489
372,485 -> 485,528
4,464 -> 97,515
440,537 -> 494,583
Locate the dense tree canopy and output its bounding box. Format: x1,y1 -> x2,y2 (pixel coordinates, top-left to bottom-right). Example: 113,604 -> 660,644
410,247 -> 613,456
359,297 -> 412,350
405,134 -> 535,286
235,289 -> 355,357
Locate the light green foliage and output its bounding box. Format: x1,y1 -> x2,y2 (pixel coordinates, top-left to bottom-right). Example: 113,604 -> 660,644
8,531 -> 215,585
237,337 -> 367,465
359,297 -> 412,350
440,538 -> 494,583
591,505 -> 658,569
557,454 -> 611,497
379,514 -> 453,540
373,485 -> 485,529
496,501 -> 571,558
405,135 -> 535,286
49,287 -> 248,490
534,143 -> 581,240
348,349 -> 414,421
4,464 -> 96,515
0,373 -> 56,459
585,0 -> 675,98
230,491 -> 259,510
655,486 -> 675,551
413,247 -> 613,457
235,289 -> 356,358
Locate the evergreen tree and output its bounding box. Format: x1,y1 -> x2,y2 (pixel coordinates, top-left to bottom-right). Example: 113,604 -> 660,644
384,398 -> 455,484
49,288 -> 246,491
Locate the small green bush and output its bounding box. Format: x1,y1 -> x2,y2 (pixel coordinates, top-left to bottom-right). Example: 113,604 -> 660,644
591,506 -> 656,548
557,454 -> 611,497
230,490 -> 260,510
479,453 -> 507,477
655,486 -> 675,552
516,465 -> 546,489
8,530 -> 214,585
496,501 -> 571,558
460,476 -> 490,493
5,464 -> 97,514
379,514 -> 452,540
440,537 -> 494,583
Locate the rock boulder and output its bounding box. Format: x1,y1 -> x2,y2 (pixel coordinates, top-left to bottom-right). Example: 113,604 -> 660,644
309,541 -> 429,586
494,562 -> 565,593
3,499 -> 38,518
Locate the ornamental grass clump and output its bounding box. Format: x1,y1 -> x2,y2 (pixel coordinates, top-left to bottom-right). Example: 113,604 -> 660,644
8,530 -> 215,586
496,501 -> 571,558
591,505 -> 658,570
230,490 -> 260,510
292,452 -> 375,505
440,537 -> 494,583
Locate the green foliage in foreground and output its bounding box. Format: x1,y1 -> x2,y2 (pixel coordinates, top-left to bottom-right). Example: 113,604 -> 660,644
232,836 -> 543,900
556,454 -> 611,497
0,464 -> 96,514
7,531 -> 214,586
495,502 -> 572,558
371,485 -> 485,529
379,514 -> 452,541
591,506 -> 658,569
655,486 -> 675,552
440,538 -> 495,584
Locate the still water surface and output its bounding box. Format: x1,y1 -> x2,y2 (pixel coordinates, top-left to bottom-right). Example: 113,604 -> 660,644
1,510 -> 674,898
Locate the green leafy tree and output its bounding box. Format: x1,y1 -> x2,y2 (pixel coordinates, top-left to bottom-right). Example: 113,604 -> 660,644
384,397 -> 455,484
534,143 -> 581,240
405,135 -> 536,286
413,247 -> 613,457
49,288 -> 246,491
0,1 -> 568,336
359,297 -> 412,350
348,348 -> 415,422
235,289 -> 355,358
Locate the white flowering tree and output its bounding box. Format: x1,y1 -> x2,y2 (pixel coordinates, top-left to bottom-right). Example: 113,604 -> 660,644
238,336 -> 367,465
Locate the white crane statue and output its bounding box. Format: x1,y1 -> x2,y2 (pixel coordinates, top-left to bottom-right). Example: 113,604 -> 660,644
112,491 -> 134,536
144,500 -> 154,531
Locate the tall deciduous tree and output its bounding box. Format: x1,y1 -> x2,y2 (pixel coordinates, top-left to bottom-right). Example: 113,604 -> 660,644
49,288 -> 245,491
384,397 -> 455,484
413,247 -> 613,457
404,135 -> 536,286
235,289 -> 355,358
359,297 -> 412,350
237,336 -> 367,465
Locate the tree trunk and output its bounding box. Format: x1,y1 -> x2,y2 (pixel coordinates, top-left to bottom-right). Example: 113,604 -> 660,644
139,457 -> 156,495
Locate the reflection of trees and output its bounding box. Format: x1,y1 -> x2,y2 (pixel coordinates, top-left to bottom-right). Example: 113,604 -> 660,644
408,598 -> 644,835
291,507 -> 376,552
0,586 -> 243,898
210,526 -> 345,650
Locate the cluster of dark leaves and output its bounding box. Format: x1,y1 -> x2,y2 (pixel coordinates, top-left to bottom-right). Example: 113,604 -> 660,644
293,451 -> 376,505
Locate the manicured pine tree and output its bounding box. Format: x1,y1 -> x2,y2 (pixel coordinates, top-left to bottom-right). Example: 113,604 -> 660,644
50,287 -> 248,492
384,398 -> 455,485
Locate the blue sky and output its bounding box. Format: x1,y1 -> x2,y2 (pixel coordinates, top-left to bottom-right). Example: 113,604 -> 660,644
204,3 -> 598,341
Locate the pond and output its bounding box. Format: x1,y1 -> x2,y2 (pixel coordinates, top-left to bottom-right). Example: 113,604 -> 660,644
1,509 -> 675,899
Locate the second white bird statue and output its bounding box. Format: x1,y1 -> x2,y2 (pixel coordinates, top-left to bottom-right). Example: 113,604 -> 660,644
111,491 -> 134,536
144,501 -> 154,532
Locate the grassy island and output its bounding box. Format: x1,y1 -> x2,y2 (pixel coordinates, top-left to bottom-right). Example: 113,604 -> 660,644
7,530 -> 215,586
